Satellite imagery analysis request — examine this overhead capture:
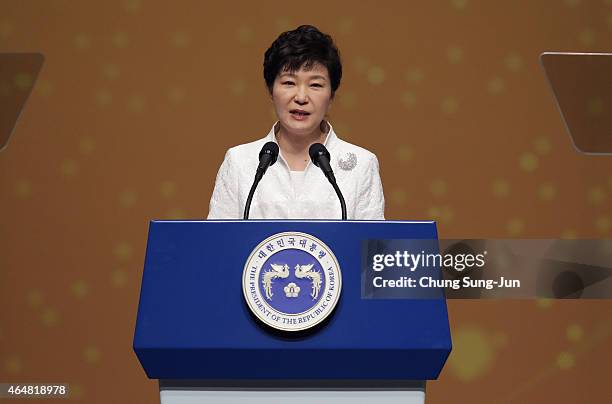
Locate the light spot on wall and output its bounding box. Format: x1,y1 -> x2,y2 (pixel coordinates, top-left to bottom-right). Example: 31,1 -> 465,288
4,356 -> 22,374
430,179 -> 448,197
0,20 -> 13,39
112,32 -> 130,48
236,25 -> 254,43
338,91 -> 357,109
14,72 -> 32,90
127,95 -> 146,112
538,182 -> 557,201
504,52 -> 524,72
519,152 -> 538,172
113,242 -> 133,261
60,159 -> 78,177
390,188 -> 407,205
401,91 -> 417,109
487,76 -> 505,95
111,269 -> 127,288
74,33 -> 91,49
561,229 -> 577,239
15,180 -> 32,198
451,0 -> 469,11
367,66 -> 385,85
171,32 -> 191,48
41,307 -> 59,326
79,136 -> 95,154
275,17 -> 293,32
338,18 -> 353,34
536,298 -> 554,309
36,80 -> 54,97
492,179 -> 510,197
595,215 -> 610,233
579,28 -> 595,46
94,89 -> 112,106
506,218 -> 525,236
230,79 -> 247,96
167,208 -> 185,219
168,87 -> 186,103
447,47 -> 464,64
101,63 -> 120,80
160,181 -> 177,198
83,345 -> 101,364
441,96 -> 459,114
71,280 -> 89,299
405,68 -> 424,83
448,326 -> 497,382
556,351 -> 575,370
566,324 -> 583,342
587,97 -> 603,115
119,190 -> 138,207
27,290 -> 43,307
587,186 -> 606,205
533,136 -> 551,155
123,0 -> 142,13
396,145 -> 414,162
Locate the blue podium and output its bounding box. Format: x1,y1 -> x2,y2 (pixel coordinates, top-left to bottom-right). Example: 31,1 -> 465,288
134,220 -> 451,403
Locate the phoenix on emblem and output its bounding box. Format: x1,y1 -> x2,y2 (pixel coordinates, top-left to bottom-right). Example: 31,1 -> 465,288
262,264 -> 290,300
294,264 -> 322,300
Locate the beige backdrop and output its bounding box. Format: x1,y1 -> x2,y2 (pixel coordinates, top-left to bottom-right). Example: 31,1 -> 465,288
1,0 -> 611,403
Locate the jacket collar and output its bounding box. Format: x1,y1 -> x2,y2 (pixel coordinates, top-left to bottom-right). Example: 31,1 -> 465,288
266,121 -> 338,149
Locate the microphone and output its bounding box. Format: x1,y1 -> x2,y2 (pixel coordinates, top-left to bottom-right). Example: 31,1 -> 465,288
256,141 -> 279,181
308,143 -> 335,183
309,143 -> 347,220
244,142 -> 279,219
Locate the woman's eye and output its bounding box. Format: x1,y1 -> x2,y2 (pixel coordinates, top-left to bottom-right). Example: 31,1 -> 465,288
282,81 -> 294,85
311,83 -> 323,88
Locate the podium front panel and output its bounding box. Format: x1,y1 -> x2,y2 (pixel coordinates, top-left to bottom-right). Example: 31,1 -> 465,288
134,220 -> 451,380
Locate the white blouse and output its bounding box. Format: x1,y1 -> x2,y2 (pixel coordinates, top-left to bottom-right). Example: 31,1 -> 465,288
207,122 -> 385,220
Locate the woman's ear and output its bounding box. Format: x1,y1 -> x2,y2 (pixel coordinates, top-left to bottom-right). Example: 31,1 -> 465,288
326,95 -> 334,113
319,120 -> 329,134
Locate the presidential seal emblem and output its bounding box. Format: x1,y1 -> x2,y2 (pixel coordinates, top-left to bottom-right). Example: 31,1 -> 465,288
242,232 -> 342,332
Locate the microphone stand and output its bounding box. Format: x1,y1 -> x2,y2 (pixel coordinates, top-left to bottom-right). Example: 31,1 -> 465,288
332,180 -> 347,220
243,174 -> 262,220
309,143 -> 348,221
244,142 -> 279,220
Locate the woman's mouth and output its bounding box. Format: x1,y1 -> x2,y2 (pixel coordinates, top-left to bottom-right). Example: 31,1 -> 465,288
290,109 -> 311,121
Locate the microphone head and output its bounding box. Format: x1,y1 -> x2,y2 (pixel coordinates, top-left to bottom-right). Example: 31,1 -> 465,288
308,143 -> 330,167
259,141 -> 279,165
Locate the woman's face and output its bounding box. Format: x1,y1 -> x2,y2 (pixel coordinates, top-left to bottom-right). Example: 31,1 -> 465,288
271,63 -> 333,137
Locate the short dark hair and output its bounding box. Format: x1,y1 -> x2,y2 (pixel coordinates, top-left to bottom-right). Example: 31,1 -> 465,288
263,25 -> 342,97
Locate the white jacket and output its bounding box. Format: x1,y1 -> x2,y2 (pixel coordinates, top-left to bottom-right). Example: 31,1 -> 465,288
207,122 -> 385,220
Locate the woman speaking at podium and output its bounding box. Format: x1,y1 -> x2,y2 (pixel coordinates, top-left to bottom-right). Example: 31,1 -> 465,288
207,25 -> 385,220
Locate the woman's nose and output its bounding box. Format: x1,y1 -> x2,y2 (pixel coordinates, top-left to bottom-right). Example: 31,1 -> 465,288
294,86 -> 309,104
